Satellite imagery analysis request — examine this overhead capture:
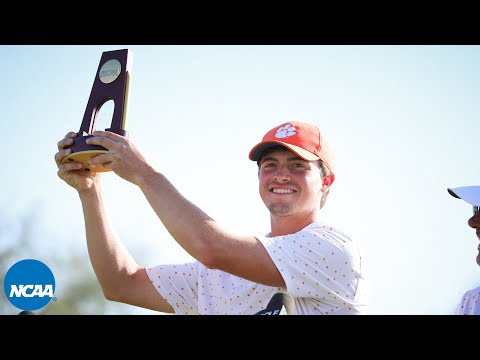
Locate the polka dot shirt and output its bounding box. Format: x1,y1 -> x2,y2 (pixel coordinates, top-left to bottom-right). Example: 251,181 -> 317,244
146,220 -> 367,315
455,285 -> 480,315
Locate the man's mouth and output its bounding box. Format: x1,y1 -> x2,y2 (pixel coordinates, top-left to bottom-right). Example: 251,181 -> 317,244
271,188 -> 295,194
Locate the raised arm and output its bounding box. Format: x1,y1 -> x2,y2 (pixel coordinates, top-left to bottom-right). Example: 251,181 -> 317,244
85,131 -> 285,288
55,132 -> 174,313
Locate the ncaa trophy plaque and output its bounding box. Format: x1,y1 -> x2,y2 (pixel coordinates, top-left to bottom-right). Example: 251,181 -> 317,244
62,49 -> 133,172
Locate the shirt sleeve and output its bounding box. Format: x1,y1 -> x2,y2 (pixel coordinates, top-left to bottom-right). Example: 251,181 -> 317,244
145,262 -> 200,315
455,295 -> 466,315
455,287 -> 480,315
256,226 -> 363,307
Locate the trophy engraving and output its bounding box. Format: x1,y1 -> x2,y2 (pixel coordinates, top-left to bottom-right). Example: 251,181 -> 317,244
62,49 -> 133,172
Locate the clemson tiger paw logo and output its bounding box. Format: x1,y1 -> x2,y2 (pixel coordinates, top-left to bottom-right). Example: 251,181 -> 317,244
275,124 -> 296,139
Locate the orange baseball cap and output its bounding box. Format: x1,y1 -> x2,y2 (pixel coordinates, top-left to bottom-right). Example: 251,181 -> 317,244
248,121 -> 335,173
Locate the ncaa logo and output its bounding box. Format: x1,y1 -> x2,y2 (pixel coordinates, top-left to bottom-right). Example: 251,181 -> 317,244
4,259 -> 56,312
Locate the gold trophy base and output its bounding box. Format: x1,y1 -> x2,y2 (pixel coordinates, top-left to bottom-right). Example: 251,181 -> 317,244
62,150 -> 111,172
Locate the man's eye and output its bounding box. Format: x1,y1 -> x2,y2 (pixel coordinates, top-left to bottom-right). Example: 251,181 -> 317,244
292,163 -> 305,168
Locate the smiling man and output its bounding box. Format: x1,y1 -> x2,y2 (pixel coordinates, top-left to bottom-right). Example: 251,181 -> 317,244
55,120 -> 367,314
448,185 -> 480,315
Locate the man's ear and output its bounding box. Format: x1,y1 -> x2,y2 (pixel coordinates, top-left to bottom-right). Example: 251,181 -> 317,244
321,173 -> 335,192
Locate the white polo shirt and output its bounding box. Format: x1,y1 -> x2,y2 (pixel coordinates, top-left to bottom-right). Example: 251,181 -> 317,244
455,285 -> 480,315
146,220 -> 367,315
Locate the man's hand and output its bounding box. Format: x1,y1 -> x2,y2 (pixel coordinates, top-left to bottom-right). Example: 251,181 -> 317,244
55,132 -> 99,192
84,131 -> 156,185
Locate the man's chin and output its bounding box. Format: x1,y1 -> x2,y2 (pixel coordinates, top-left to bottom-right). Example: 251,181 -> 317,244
268,205 -> 293,217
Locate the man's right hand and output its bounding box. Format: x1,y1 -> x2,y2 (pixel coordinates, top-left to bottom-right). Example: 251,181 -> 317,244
55,132 -> 100,192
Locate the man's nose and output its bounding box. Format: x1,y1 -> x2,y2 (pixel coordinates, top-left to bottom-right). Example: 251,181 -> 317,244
468,213 -> 480,228
273,167 -> 291,182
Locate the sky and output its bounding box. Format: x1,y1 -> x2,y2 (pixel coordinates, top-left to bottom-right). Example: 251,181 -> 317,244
1,45 -> 479,315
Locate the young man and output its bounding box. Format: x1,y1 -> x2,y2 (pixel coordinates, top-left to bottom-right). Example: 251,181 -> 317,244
448,185 -> 480,315
55,121 -> 367,314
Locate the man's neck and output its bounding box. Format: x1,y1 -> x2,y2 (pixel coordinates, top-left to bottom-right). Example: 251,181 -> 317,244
270,213 -> 318,237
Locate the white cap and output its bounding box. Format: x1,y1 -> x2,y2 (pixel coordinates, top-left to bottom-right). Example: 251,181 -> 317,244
447,186 -> 480,206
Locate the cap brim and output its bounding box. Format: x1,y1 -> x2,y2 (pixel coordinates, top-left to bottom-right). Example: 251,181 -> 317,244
447,186 -> 480,206
249,141 -> 320,162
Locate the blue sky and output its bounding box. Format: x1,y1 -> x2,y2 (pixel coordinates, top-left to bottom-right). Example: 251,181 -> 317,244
1,45 -> 479,314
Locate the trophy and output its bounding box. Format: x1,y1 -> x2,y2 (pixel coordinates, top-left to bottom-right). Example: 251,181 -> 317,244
62,49 -> 133,172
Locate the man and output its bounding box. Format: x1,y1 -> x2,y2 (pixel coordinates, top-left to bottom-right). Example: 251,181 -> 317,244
448,185 -> 480,315
55,121 -> 367,314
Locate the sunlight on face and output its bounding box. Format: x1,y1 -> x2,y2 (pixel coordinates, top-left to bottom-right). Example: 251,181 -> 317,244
258,148 -> 323,217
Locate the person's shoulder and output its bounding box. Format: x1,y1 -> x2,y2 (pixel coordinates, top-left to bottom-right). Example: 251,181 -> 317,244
463,284 -> 480,297
293,221 -> 362,256
456,285 -> 480,315
303,220 -> 353,240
